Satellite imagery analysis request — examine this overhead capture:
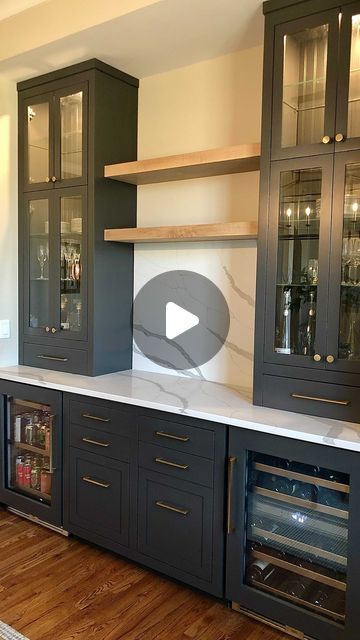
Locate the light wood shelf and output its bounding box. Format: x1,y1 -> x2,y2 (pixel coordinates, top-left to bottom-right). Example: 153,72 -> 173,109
104,221 -> 258,244
104,143 -> 260,185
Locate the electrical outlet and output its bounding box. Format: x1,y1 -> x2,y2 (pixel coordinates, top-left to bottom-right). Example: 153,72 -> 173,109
0,320 -> 10,339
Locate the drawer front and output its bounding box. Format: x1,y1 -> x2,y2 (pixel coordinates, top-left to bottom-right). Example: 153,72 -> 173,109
24,342 -> 88,375
139,415 -> 214,459
70,423 -> 130,462
69,398 -> 134,438
139,442 -> 213,488
138,468 -> 213,582
68,448 -> 130,546
262,374 -> 360,422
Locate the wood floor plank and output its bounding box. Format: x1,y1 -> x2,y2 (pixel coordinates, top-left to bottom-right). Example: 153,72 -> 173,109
0,508 -> 288,640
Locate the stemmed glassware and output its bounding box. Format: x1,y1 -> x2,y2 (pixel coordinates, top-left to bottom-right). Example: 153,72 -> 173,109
37,245 -> 48,280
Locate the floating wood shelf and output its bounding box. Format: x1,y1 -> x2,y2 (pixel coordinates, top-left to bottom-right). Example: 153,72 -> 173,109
104,221 -> 258,244
104,143 -> 260,185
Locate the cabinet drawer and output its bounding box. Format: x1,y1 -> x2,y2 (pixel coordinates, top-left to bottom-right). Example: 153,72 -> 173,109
262,374 -> 360,422
139,442 -> 213,488
138,468 -> 213,582
24,342 -> 88,375
68,448 -> 129,546
70,423 -> 130,462
69,398 -> 134,438
139,415 -> 214,459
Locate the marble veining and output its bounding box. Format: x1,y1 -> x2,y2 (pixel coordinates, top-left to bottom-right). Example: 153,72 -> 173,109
1,366 -> 360,453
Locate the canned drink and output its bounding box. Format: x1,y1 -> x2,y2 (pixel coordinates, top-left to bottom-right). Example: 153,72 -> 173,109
15,456 -> 24,486
23,463 -> 31,487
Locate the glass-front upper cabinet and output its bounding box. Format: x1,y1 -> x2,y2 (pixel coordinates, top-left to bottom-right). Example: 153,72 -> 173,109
264,156 -> 333,367
272,11 -> 339,159
22,83 -> 87,191
336,4 -> 360,151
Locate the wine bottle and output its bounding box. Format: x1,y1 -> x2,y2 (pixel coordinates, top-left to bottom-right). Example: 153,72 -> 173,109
276,289 -> 292,354
283,576 -> 308,599
247,560 -> 276,584
302,290 -> 316,356
308,587 -> 329,608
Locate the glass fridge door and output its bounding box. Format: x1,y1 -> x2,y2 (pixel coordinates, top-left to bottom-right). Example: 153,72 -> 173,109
6,396 -> 55,504
245,452 -> 349,624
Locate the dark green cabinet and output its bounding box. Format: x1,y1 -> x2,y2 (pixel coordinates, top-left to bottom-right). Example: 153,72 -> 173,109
226,427 -> 360,640
255,0 -> 360,421
18,60 -> 139,375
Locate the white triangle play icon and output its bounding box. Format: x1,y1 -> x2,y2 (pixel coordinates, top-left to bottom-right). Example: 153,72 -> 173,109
166,302 -> 199,340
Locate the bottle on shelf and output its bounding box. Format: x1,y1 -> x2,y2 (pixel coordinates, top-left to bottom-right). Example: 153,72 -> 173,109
247,560 -> 276,584
283,576 -> 308,600
275,289 -> 292,354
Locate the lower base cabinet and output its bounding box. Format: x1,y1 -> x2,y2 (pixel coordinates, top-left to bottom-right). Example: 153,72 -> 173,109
226,427 -> 360,640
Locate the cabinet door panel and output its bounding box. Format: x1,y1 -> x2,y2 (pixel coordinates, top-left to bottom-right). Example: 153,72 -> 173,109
22,92 -> 54,192
335,2 -> 360,152
271,10 -> 339,160
327,150 -> 360,373
69,448 -> 129,546
138,468 -> 213,582
264,155 -> 332,368
226,428 -> 360,640
54,83 -> 88,188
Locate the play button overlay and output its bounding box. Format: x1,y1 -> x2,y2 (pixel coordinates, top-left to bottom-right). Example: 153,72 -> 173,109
166,302 -> 199,340
133,270 -> 230,371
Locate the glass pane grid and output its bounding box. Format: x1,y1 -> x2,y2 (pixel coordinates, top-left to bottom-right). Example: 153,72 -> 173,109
245,453 -> 349,623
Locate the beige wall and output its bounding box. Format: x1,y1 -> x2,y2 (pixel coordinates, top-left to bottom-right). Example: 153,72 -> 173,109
0,78 -> 18,365
134,46 -> 263,387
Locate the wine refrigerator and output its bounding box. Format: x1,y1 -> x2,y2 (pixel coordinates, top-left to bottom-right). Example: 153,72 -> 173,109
0,380 -> 63,529
226,428 -> 360,640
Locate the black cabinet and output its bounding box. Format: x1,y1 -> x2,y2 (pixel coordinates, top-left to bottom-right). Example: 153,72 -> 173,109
255,1 -> 360,420
226,427 -> 360,640
18,60 -> 139,375
0,380 -> 63,528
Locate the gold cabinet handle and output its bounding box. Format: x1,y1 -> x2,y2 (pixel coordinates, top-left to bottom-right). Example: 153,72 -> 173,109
82,413 -> 110,423
82,437 -> 110,448
45,326 -> 50,333
45,177 -> 50,183
51,176 -> 57,183
291,393 -> 350,406
154,430 -> 190,442
51,327 -> 57,334
335,133 -> 345,142
82,476 -> 110,489
313,354 -> 322,362
154,457 -> 189,470
155,500 -> 190,516
326,354 -> 335,364
37,354 -> 68,362
322,135 -> 331,144
227,456 -> 237,534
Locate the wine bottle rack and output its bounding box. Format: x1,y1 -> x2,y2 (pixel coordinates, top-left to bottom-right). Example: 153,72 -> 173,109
254,486 -> 349,520
254,463 -> 350,493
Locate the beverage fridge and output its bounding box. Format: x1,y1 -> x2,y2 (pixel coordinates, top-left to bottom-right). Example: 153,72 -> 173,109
0,380 -> 63,529
226,428 -> 360,640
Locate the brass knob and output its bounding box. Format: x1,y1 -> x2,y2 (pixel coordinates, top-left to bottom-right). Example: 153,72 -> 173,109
45,177 -> 50,183
51,327 -> 57,334
335,133 -> 344,142
51,176 -> 57,183
322,135 -> 331,144
45,326 -> 50,333
313,354 -> 322,362
326,354 -> 335,364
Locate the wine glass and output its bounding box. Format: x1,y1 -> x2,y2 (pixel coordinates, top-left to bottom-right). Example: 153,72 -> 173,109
307,259 -> 318,285
37,245 -> 48,280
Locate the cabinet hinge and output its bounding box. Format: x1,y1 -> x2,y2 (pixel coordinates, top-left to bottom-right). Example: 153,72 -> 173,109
284,626 -> 305,640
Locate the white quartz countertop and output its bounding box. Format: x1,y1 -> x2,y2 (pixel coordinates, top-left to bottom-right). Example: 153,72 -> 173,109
0,365 -> 360,453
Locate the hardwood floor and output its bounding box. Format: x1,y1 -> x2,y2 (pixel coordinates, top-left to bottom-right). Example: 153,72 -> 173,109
0,508 -> 287,640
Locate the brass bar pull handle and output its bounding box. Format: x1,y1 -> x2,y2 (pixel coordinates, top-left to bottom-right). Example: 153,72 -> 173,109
155,500 -> 190,516
82,413 -> 111,423
227,456 -> 237,535
154,430 -> 190,443
82,437 -> 110,448
82,476 -> 110,489
154,457 -> 189,470
37,355 -> 69,362
291,393 -> 350,406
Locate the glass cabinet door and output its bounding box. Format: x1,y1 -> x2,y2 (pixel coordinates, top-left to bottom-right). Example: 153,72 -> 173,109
24,94 -> 54,191
328,152 -> 360,373
56,189 -> 86,339
24,195 -> 53,337
245,452 -> 349,624
272,11 -> 339,159
6,396 -> 55,504
264,157 -> 332,367
54,84 -> 87,187
336,3 -> 360,150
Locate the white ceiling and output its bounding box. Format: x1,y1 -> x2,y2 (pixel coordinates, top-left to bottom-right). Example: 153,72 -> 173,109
0,0 -> 48,21
0,0 -> 264,81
